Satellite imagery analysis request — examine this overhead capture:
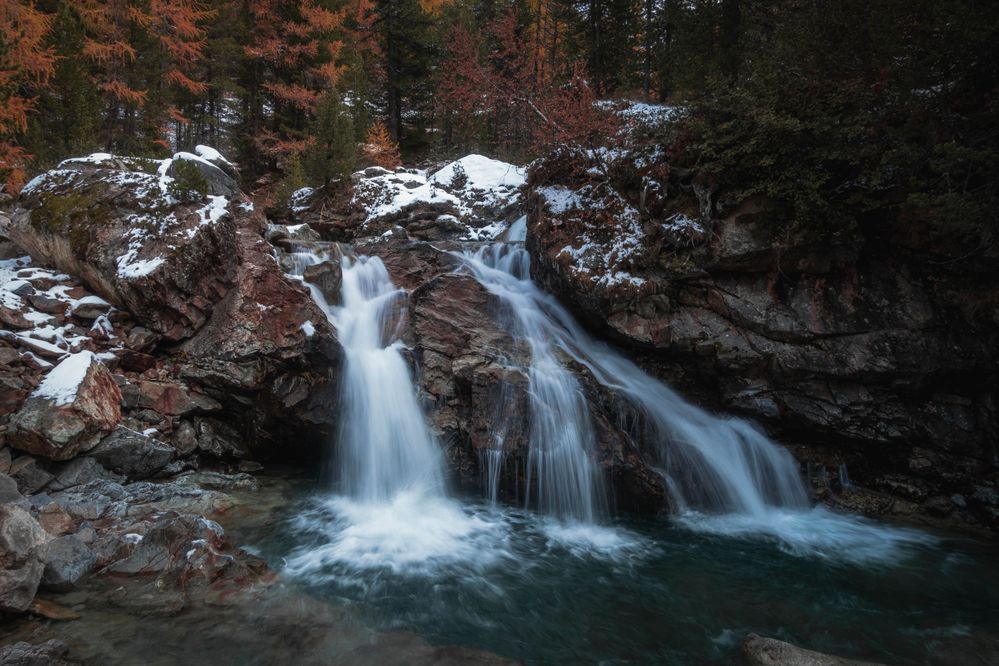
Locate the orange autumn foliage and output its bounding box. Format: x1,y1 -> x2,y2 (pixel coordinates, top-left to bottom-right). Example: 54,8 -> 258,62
362,120 -> 400,169
0,0 -> 55,192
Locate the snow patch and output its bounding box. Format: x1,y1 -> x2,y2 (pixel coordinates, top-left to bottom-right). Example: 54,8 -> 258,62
32,350 -> 96,406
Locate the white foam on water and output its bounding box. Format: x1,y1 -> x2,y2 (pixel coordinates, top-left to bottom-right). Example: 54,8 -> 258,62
674,507 -> 937,565
285,491 -> 513,576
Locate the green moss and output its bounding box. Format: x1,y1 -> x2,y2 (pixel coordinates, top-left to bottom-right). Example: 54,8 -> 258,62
167,159 -> 209,202
30,188 -> 116,259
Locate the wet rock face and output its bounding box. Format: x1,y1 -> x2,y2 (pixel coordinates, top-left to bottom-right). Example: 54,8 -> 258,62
526,146 -> 999,528
408,265 -> 667,513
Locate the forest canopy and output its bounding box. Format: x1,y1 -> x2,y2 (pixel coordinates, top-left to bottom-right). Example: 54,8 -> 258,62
0,0 -> 996,230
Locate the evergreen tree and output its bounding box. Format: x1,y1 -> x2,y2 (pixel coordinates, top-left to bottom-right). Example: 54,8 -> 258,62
302,91 -> 356,185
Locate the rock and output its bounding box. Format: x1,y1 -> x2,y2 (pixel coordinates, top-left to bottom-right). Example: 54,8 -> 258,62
7,352 -> 121,461
124,326 -> 160,352
9,155 -> 241,341
193,418 -> 247,459
50,479 -> 127,521
8,456 -> 53,494
29,597 -> 81,621
47,457 -> 119,491
0,640 -> 76,666
36,503 -> 76,536
165,152 -> 240,197
40,534 -> 95,591
741,634 -> 886,666
0,504 -> 49,613
179,220 -> 336,391
120,379 -> 221,416
69,298 -> 111,320
525,144 -> 999,527
302,260 -> 342,304
171,420 -> 199,456
105,512 -> 225,575
88,426 -> 175,479
0,471 -> 23,503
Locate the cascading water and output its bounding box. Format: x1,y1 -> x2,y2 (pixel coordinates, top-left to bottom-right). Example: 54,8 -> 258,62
285,249 -> 503,572
458,243 -> 809,521
271,241 -> 951,666
330,255 -> 444,500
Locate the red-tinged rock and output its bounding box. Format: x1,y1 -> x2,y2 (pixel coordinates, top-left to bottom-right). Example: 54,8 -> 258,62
181,228 -> 336,388
123,379 -> 221,416
7,351 -> 122,461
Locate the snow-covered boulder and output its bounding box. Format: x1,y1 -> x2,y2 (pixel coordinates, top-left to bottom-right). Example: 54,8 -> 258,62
7,351 -> 122,461
8,150 -> 242,340
349,154 -> 526,240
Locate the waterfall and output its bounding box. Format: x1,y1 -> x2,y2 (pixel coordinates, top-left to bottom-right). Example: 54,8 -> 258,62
288,250 -> 444,500
458,244 -> 810,519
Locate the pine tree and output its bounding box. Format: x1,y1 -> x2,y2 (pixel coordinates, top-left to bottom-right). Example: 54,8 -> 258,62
242,0 -> 347,172
23,0 -> 102,168
75,0 -> 155,150
0,0 -> 55,192
302,91 -> 356,185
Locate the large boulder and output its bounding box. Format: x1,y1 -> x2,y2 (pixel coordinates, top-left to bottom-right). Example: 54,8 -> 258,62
7,351 -> 121,461
9,151 -> 242,341
344,155 -> 526,241
0,503 -> 49,613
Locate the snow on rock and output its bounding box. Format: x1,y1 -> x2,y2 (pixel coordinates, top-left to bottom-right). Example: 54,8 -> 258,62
8,148 -> 243,340
194,145 -> 233,166
7,349 -> 122,461
539,184 -> 650,289
32,351 -> 96,406
0,255 -> 122,362
350,155 -> 526,240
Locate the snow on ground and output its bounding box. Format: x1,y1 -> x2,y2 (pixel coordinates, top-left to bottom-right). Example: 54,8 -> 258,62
352,155 -> 526,239
32,350 -> 96,405
1,255 -> 121,367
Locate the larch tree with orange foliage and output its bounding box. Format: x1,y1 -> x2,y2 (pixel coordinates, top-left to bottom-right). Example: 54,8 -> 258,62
75,0 -> 156,151
0,0 -> 54,193
150,0 -> 214,150
243,0 -> 347,170
362,119 -> 400,169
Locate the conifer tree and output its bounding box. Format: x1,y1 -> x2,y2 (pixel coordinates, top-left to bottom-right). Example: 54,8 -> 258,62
0,0 -> 54,192
362,119 -> 400,168
302,91 -> 356,185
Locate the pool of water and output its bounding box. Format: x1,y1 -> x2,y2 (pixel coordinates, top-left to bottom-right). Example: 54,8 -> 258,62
239,487 -> 999,665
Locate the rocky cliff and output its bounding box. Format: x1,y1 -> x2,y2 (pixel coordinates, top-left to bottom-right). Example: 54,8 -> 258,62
525,145 -> 999,530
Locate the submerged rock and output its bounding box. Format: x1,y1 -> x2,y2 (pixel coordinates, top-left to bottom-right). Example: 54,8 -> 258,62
0,640 -> 77,666
742,633 -> 887,666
